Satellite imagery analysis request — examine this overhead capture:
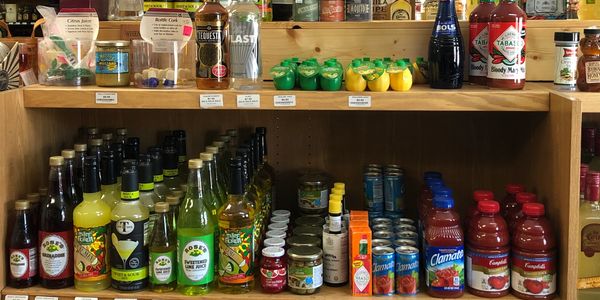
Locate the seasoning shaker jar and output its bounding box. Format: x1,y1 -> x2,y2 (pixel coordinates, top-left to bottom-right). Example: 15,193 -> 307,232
578,28 -> 600,92
554,32 -> 580,90
287,246 -> 323,295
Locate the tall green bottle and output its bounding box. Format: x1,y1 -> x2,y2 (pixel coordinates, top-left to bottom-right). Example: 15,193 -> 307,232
177,159 -> 215,295
200,152 -> 225,210
149,202 -> 177,292
205,146 -> 227,196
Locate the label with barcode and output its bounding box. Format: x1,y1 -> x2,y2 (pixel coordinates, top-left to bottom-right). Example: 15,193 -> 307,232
348,95 -> 371,108
5,295 -> 28,300
34,297 -> 58,300
75,297 -> 98,300
274,95 -> 296,107
200,94 -> 224,108
236,94 -> 260,108
95,92 -> 118,104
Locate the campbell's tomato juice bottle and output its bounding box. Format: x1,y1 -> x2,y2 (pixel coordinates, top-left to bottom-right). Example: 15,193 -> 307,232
506,192 -> 537,232
425,196 -> 464,298
511,203 -> 556,299
464,190 -> 494,229
501,183 -> 525,218
466,200 -> 510,297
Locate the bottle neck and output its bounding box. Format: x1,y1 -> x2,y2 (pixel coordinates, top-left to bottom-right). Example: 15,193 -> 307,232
64,159 -> 77,186
258,133 -> 268,165
229,165 -> 244,195
187,168 -> 204,200
49,165 -> 67,199
436,0 -> 458,19
15,209 -> 32,233
154,211 -> 172,237
204,160 -> 218,189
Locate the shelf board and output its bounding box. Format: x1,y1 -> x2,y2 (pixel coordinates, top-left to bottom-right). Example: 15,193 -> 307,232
22,83 -> 551,111
2,285 -> 522,300
555,90 -> 600,113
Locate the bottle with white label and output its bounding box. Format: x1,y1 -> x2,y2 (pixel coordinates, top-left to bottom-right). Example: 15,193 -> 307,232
9,200 -> 37,288
228,0 -> 262,90
150,202 -> 177,292
323,196 -> 348,287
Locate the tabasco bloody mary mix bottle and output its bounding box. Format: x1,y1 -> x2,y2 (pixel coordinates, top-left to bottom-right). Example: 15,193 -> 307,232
487,0 -> 526,89
468,0 -> 496,85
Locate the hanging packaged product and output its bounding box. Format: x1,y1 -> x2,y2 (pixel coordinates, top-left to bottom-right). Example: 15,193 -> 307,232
37,7 -> 99,86
135,8 -> 194,89
271,61 -> 296,90
319,60 -> 343,91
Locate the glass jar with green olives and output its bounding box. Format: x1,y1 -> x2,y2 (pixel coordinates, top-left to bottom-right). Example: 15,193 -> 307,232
287,246 -> 323,295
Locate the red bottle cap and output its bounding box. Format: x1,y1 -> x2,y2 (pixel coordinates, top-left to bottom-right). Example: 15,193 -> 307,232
588,171 -> 600,186
505,183 -> 525,194
522,203 -> 545,217
516,192 -> 537,204
478,200 -> 500,213
473,190 -> 494,202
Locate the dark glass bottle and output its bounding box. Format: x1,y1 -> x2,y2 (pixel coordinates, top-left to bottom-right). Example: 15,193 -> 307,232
125,137 -> 140,160
9,200 -> 38,288
101,150 -> 120,209
428,0 -> 464,89
163,146 -> 181,191
149,146 -> 168,200
88,139 -> 103,170
173,130 -> 188,183
39,156 -> 74,289
111,142 -> 124,184
62,149 -> 83,207
74,144 -> 87,200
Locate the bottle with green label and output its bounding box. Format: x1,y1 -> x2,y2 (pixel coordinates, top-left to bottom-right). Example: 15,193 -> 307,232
144,0 -> 174,11
101,150 -> 120,209
149,202 -> 177,292
139,154 -> 160,236
163,146 -> 182,191
149,146 -> 168,200
110,160 -> 149,291
74,156 -> 111,291
177,159 -> 215,295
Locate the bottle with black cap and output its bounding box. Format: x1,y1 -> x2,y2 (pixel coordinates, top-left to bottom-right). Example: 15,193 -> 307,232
139,154 -> 160,234
74,144 -> 88,199
111,142 -> 124,186
212,140 -> 230,186
115,128 -> 128,145
100,150 -> 120,209
110,160 -> 149,291
205,145 -> 227,196
74,156 -> 111,291
62,149 -> 83,207
88,139 -> 103,168
149,146 -> 168,200
255,127 -> 274,213
163,146 -> 182,191
173,129 -> 188,183
125,137 -> 140,160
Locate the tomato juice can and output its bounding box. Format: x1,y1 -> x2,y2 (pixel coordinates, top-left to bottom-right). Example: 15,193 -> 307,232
395,246 -> 419,295
373,246 -> 395,296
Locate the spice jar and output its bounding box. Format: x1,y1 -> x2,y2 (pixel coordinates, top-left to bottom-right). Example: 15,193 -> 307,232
287,235 -> 322,248
298,172 -> 330,215
578,28 -> 600,92
554,32 -> 579,90
95,41 -> 130,87
260,247 -> 287,293
287,246 -> 323,295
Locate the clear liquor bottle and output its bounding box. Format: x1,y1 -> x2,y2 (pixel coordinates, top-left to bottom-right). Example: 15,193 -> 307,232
229,0 -> 262,90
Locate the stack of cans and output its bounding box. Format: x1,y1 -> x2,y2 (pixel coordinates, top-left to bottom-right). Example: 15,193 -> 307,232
363,164 -> 405,218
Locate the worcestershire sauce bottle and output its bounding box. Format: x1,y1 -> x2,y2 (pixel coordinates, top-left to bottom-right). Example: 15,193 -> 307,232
428,0 -> 464,89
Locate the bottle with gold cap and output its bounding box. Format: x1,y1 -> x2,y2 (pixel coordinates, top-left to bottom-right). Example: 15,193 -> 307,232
166,195 -> 180,231
149,146 -> 168,200
101,150 -> 120,209
323,193 -> 348,287
200,152 -> 225,209
177,159 -> 215,295
9,200 -> 37,288
227,129 -> 239,149
149,202 -> 177,292
74,156 -> 111,291
39,156 -> 74,288
62,149 -> 82,207
88,139 -> 104,167
110,159 -> 149,291
87,127 -> 100,145
205,146 -> 227,195
102,133 -> 113,151
139,154 -> 160,234
115,128 -> 128,145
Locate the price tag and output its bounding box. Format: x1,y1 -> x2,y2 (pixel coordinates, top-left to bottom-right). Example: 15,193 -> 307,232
200,94 -> 224,108
95,92 -> 118,104
114,298 -> 137,300
348,95 -> 371,108
5,295 -> 28,300
34,297 -> 58,300
75,297 -> 98,300
274,95 -> 296,107
236,94 -> 260,108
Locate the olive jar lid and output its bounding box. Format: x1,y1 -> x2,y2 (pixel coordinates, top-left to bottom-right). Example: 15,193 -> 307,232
293,225 -> 322,237
554,32 -> 580,42
584,28 -> 600,35
287,235 -> 321,248
96,40 -> 131,47
262,246 -> 285,258
295,216 -> 325,227
287,246 -> 322,261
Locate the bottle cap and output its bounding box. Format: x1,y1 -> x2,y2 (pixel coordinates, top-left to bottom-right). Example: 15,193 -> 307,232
90,138 -> 103,146
166,195 -> 180,205
61,149 -> 75,159
15,200 -> 30,210
505,183 -> 525,194
333,182 -> 345,190
171,189 -> 184,199
155,202 -> 170,213
262,246 -> 285,258
38,187 -> 48,196
227,128 -> 238,136
416,57 -> 424,62
432,186 -> 452,197
264,237 -> 285,248
332,188 -> 344,196
74,143 -> 87,152
396,60 -> 407,68
205,146 -> 219,154
325,60 -> 336,67
281,60 -> 290,67
272,209 -> 291,218
116,128 -> 127,135
188,158 -> 203,169
213,141 -> 225,148
270,216 -> 290,224
522,203 -> 545,217
584,28 -> 600,35
87,127 -> 99,135
516,192 -> 538,204
199,152 -> 213,161
330,194 -> 343,202
433,196 -> 454,209
473,190 -> 494,202
478,200 -> 500,214
554,31 -> 580,42
329,200 -> 342,214
26,193 -> 40,202
102,133 -> 113,140
218,135 -> 231,143
49,156 -> 65,166
352,59 -> 361,67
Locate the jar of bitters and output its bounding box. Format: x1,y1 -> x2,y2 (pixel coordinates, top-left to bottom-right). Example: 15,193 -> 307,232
287,246 -> 323,295
95,40 -> 130,87
298,173 -> 330,215
260,247 -> 287,293
577,28 -> 600,92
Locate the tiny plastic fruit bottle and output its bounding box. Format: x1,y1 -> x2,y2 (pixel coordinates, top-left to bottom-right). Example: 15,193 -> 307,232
345,59 -> 367,92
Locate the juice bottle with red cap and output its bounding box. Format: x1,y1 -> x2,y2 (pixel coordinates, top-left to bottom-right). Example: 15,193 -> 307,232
511,203 -> 556,299
464,190 -> 494,229
425,196 -> 464,298
501,183 -> 525,218
506,192 -> 537,232
466,200 -> 510,297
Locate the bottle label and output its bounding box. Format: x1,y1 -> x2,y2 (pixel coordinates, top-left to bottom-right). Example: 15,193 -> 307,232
320,0 -> 345,21
173,2 -> 202,12
144,2 -> 173,11
469,22 -> 489,77
323,230 -> 349,284
96,52 -> 129,74
163,168 -> 179,177
153,174 -> 164,183
294,0 -> 320,21
148,213 -> 158,243
298,189 -> 328,210
585,61 -> 600,84
466,250 -> 509,292
390,0 -> 411,20
150,251 -> 176,284
288,263 -> 323,289
9,248 -> 37,280
581,223 -> 600,256
329,215 -> 343,233
487,22 -> 526,80
177,234 -> 214,285
218,225 -> 254,283
39,231 -> 73,279
511,253 -> 556,296
425,245 -> 465,292
74,225 -> 109,281
260,266 -> 287,289
372,0 -> 391,20
110,219 -> 149,287
229,17 -> 260,80
433,21 -> 458,36
196,22 -> 228,80
554,46 -> 578,85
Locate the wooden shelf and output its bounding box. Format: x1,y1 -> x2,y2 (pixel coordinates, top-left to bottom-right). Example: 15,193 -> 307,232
1,285 -> 522,300
554,90 -> 600,113
22,83 -> 552,111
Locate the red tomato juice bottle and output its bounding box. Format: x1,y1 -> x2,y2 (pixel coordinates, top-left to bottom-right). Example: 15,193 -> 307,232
468,0 -> 496,85
506,192 -> 537,232
425,196 -> 464,298
466,200 -> 510,297
501,183 -> 525,218
464,190 -> 494,229
511,203 -> 557,299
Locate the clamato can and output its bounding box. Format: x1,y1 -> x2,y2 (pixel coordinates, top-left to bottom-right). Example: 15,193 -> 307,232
372,238 -> 393,248
320,0 -> 344,21
395,246 -> 419,295
374,230 -> 395,241
373,246 -> 395,296
372,217 -> 393,226
395,218 -> 415,226
393,238 -> 418,248
373,223 -> 393,232
394,224 -> 417,233
396,231 -> 419,244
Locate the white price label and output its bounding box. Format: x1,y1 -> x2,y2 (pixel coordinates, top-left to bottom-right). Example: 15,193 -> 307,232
348,95 -> 371,108
34,297 -> 58,300
95,92 -> 118,104
274,95 -> 296,107
236,94 -> 260,108
114,298 -> 137,300
5,295 -> 28,300
200,94 -> 224,108
75,297 -> 98,300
